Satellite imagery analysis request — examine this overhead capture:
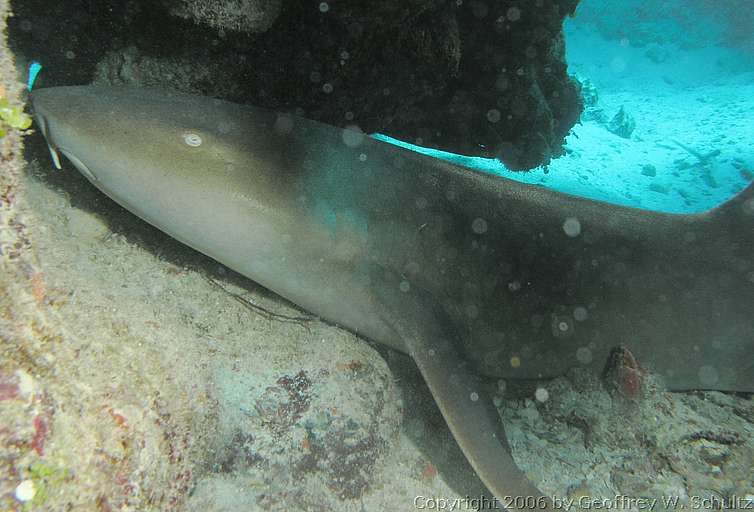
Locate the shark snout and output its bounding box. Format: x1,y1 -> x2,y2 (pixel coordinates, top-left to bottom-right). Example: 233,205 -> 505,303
30,90 -> 99,182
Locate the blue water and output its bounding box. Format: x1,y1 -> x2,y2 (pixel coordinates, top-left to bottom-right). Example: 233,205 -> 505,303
375,0 -> 754,214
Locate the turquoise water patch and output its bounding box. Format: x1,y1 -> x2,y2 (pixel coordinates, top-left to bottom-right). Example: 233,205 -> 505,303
371,130 -> 753,216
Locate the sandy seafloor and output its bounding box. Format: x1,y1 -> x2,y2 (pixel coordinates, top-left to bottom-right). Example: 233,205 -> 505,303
7,12 -> 754,512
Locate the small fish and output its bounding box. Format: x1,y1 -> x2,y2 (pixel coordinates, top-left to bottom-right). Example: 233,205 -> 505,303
27,61 -> 42,92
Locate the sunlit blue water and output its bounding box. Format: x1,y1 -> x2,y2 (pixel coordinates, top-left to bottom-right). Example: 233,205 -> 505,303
375,0 -> 754,214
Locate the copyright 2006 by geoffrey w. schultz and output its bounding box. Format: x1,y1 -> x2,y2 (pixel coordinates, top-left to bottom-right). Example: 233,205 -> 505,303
413,494 -> 754,511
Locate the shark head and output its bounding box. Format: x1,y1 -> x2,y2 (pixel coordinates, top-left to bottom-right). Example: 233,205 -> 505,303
30,86 -> 302,237
31,86 -> 99,180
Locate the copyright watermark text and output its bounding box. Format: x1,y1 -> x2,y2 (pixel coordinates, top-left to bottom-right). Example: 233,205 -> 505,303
413,494 -> 754,511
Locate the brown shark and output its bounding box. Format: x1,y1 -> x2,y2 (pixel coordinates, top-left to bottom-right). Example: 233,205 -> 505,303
31,85 -> 754,509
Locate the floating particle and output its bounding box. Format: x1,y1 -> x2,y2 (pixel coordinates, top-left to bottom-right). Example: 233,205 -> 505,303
322,82 -> 333,93
551,315 -> 574,339
576,347 -> 593,364
506,6 -> 521,21
471,1 -> 488,18
573,306 -> 588,322
510,356 -> 521,368
182,132 -> 202,147
470,392 -> 479,402
319,2 -> 329,13
472,217 -> 488,234
563,217 -> 581,237
404,260 -> 420,277
486,109 -> 501,123
399,280 -> 410,292
15,480 -> 36,502
342,125 -> 365,147
535,387 -> 549,402
698,365 -> 719,387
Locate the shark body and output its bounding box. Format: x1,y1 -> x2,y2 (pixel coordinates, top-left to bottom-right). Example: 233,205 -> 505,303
31,86 -> 754,508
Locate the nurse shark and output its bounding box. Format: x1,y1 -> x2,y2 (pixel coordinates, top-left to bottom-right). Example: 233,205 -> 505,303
31,86 -> 754,509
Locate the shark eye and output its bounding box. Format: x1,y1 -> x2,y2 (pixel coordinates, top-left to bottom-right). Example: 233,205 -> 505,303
183,132 -> 203,147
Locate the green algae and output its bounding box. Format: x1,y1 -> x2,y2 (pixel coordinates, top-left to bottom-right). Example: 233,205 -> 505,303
23,461 -> 70,510
0,96 -> 31,138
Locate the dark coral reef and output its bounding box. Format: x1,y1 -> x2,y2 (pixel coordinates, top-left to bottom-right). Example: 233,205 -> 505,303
9,0 -> 582,170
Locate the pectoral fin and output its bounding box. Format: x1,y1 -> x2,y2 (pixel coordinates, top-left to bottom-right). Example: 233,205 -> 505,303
371,269 -> 554,511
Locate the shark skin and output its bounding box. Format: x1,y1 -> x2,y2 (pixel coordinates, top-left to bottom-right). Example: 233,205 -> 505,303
31,86 -> 754,508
